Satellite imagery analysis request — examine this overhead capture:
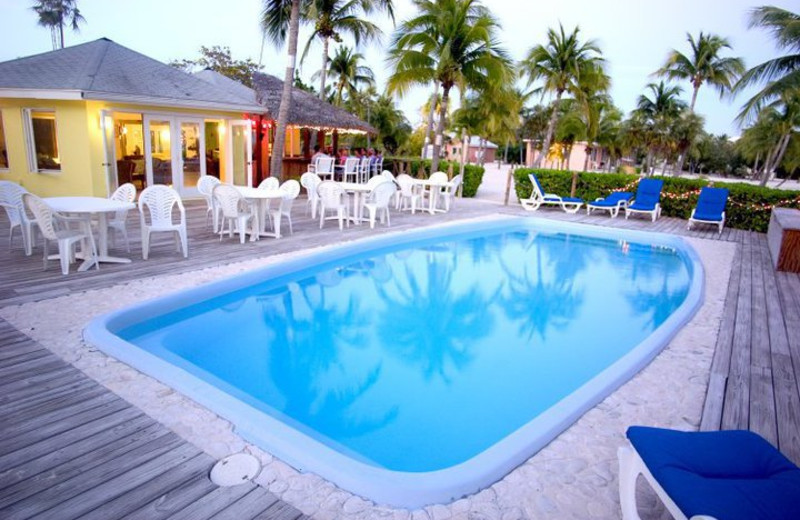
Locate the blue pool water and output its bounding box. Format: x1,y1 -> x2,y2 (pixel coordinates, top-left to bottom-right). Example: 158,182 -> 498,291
88,219 -> 702,506
118,226 -> 691,469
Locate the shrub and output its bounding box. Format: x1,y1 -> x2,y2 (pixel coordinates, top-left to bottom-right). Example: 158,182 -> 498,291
385,157 -> 485,197
513,168 -> 800,233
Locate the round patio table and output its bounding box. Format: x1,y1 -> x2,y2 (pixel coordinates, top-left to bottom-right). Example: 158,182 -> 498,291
44,196 -> 136,271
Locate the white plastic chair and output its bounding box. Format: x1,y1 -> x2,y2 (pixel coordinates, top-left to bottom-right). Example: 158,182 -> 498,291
138,185 -> 188,259
300,172 -> 322,218
363,181 -> 397,229
315,157 -> 336,181
317,181 -> 349,230
23,193 -> 98,275
197,175 -> 221,231
267,180 -> 300,237
396,174 -> 420,214
372,157 -> 384,177
358,157 -> 371,183
213,184 -> 254,244
258,177 -> 279,190
438,173 -> 462,212
107,183 -> 136,252
342,157 -> 360,183
0,181 -> 38,255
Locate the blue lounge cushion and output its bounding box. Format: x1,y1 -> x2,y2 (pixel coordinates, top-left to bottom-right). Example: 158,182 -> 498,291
693,187 -> 729,220
627,426 -> 800,520
693,211 -> 724,222
630,179 -> 663,211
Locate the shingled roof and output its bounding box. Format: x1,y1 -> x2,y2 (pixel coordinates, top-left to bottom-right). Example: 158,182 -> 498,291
0,38 -> 263,112
251,72 -> 376,134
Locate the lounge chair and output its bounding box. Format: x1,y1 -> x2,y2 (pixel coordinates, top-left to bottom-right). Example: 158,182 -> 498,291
618,426 -> 800,520
688,187 -> 729,234
586,192 -> 633,218
520,173 -> 583,214
625,178 -> 663,222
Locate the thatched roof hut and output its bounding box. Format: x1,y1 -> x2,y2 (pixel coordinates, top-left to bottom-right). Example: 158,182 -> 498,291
251,73 -> 375,134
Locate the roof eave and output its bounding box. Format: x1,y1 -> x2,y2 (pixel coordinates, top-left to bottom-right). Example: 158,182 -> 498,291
82,92 -> 265,113
0,88 -> 84,100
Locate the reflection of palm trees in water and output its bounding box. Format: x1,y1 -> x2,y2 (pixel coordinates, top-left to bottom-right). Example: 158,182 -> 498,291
621,250 -> 688,330
257,277 -> 397,436
376,253 -> 494,382
498,233 -> 587,342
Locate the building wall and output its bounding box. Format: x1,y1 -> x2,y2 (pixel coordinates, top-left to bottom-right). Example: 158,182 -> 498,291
0,97 -> 248,197
525,141 -> 607,171
444,143 -> 497,164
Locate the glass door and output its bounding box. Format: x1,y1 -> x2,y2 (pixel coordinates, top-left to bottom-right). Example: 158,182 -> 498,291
178,119 -> 204,197
143,115 -> 173,188
228,120 -> 253,186
100,110 -> 117,196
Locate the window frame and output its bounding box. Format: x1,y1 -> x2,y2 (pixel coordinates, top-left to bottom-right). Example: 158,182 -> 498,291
0,110 -> 8,171
23,108 -> 62,174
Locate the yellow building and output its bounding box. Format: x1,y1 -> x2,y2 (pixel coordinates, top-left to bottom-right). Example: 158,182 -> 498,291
0,38 -> 265,198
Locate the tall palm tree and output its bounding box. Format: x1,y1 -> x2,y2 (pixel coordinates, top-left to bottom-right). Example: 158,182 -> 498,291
387,0 -> 512,173
656,32 -> 744,112
315,45 -> 375,106
734,6 -> 800,123
262,0 -> 302,180
520,24 -> 604,169
634,81 -> 687,174
31,0 -> 86,50
300,0 -> 393,101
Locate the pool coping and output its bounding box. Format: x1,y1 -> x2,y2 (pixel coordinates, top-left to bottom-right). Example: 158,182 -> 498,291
84,216 -> 705,509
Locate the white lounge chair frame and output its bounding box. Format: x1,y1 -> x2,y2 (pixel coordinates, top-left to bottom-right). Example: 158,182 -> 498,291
625,204 -> 662,222
687,210 -> 725,234
618,444 -> 716,520
586,197 -> 629,218
520,174 -> 583,214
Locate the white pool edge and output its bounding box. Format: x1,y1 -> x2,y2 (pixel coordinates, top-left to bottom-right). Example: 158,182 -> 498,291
83,216 -> 705,509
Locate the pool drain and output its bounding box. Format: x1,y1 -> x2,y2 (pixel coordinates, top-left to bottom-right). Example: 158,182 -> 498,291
210,453 -> 261,486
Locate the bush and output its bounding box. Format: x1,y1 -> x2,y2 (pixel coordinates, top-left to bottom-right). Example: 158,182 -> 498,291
513,168 -> 800,233
384,157 -> 485,197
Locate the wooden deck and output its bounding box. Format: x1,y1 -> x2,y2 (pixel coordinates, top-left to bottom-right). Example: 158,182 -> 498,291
1,196 -> 799,518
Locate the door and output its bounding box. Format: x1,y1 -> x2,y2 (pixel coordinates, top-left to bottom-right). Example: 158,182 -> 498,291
143,115 -> 173,188
100,110 -> 117,196
178,119 -> 204,197
143,116 -> 206,197
228,120 -> 253,186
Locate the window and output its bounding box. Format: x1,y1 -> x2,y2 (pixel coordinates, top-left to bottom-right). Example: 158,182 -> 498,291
0,112 -> 7,169
25,109 -> 61,172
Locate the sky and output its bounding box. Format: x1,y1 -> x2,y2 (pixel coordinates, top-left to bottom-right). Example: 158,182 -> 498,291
0,0 -> 793,137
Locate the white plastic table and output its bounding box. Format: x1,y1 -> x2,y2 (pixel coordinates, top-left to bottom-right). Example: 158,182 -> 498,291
413,179 -> 453,214
337,182 -> 373,225
235,186 -> 284,239
44,196 -> 136,270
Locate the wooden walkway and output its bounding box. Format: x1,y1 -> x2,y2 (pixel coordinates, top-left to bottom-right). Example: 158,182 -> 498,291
1,196 -> 799,518
0,318 -> 309,520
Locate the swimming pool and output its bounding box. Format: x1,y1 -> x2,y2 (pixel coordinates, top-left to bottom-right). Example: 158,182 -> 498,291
85,217 -> 704,508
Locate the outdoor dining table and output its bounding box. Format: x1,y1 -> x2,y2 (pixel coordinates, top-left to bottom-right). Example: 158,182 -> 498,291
43,196 -> 136,270
413,179 -> 453,214
337,181 -> 373,225
234,185 -> 285,239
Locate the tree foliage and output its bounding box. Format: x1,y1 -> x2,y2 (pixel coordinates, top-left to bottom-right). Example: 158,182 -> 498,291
170,46 -> 264,88
31,0 -> 85,50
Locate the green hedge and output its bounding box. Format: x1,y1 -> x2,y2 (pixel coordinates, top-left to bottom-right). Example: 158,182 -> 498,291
385,157 -> 485,198
513,168 -> 800,233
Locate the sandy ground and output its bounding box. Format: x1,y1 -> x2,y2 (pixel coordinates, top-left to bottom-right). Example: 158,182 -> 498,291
1,209 -> 736,519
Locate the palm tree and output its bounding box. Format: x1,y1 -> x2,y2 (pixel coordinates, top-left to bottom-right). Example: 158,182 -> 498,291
656,32 -> 744,112
520,24 -> 604,169
31,0 -> 86,50
315,45 -> 375,106
741,92 -> 800,184
734,6 -> 800,123
387,0 -> 512,173
262,0 -> 302,180
300,0 -> 393,101
633,81 -> 687,174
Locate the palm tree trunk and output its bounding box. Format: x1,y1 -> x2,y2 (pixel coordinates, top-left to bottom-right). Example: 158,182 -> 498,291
423,85 -> 439,159
689,84 -> 700,112
582,145 -> 591,172
431,84 -> 451,173
318,36 -> 330,101
762,132 -> 791,186
532,91 -> 562,169
269,0 -> 301,181
59,21 -> 65,49
479,138 -> 486,166
753,152 -> 760,177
